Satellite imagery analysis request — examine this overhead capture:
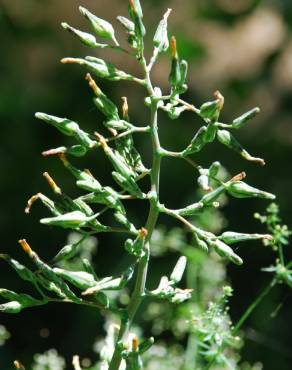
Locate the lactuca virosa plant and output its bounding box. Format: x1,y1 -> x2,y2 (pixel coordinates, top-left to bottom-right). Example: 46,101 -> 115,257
0,1 -> 279,369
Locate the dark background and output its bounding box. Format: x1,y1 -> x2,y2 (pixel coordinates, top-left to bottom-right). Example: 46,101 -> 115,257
1,0 -> 292,368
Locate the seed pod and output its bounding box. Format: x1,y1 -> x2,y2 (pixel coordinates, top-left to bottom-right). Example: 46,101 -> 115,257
53,268 -> 97,290
153,8 -> 172,53
217,129 -> 265,165
0,301 -> 22,314
61,22 -> 97,48
219,231 -> 273,244
79,6 -> 118,44
225,181 -> 276,200
209,239 -> 243,265
209,161 -> 221,177
232,107 -> 260,129
0,255 -> 35,283
169,36 -> 181,88
183,126 -> 208,156
170,256 -> 187,284
117,16 -> 135,33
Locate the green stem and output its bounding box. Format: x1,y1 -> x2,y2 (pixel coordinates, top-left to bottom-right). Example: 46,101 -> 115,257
233,279 -> 275,335
108,61 -> 161,370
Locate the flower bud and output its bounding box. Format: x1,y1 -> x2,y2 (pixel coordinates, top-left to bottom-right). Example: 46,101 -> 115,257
138,337 -> 154,354
53,268 -> 97,290
79,6 -> 118,44
61,22 -> 97,48
0,301 -> 22,314
117,16 -> 135,33
35,113 -> 95,148
40,210 -> 94,229
169,36 -> 181,88
0,255 -> 35,283
85,73 -> 120,120
170,256 -> 187,284
209,239 -> 243,265
153,8 -> 172,53
183,126 -> 207,156
192,234 -> 209,253
232,107 -> 260,129
209,161 -> 221,177
200,91 -> 224,122
104,120 -> 131,131
177,202 -> 204,216
125,228 -> 147,257
226,181 -> 276,200
217,129 -> 265,165
219,231 -> 273,244
201,185 -> 225,205
198,168 -> 211,191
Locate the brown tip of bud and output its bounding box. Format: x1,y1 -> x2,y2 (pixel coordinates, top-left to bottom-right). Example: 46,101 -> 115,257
58,153 -> 69,166
84,169 -> 94,177
129,0 -> 136,11
94,132 -> 108,149
19,239 -> 33,255
170,36 -> 177,58
139,227 -> 148,238
231,171 -> 246,182
60,58 -> 75,64
25,193 -> 40,214
14,360 -> 25,370
213,90 -> 224,110
43,172 -> 62,195
132,335 -> 139,351
108,128 -> 118,137
85,73 -> 101,96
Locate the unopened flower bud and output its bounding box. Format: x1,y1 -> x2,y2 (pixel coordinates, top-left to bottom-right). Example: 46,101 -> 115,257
232,107 -> 260,129
61,22 -> 97,48
79,6 -> 118,45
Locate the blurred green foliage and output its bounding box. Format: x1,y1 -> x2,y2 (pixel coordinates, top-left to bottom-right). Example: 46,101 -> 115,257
1,0 -> 292,369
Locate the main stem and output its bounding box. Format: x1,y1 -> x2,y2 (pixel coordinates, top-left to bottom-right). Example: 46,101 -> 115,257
108,64 -> 161,370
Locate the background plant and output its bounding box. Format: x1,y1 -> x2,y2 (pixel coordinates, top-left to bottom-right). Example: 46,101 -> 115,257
0,0 -> 292,370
